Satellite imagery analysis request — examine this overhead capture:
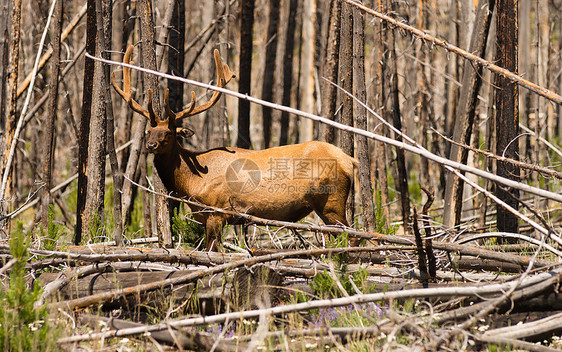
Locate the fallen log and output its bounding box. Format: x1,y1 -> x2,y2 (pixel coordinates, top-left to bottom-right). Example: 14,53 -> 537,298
38,269 -> 226,314
75,314 -> 247,351
39,264 -> 292,314
78,314 -> 242,351
484,311 -> 562,341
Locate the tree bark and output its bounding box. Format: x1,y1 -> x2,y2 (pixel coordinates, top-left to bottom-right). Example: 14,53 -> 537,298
83,0 -> 114,239
99,0 -> 122,245
372,0 -> 390,228
321,0 -> 341,145
168,0 -> 185,114
353,3 -> 374,232
75,0 -> 97,245
39,0 -> 63,228
494,0 -> 519,237
442,0 -> 495,230
261,0 -> 280,149
167,0 -> 185,239
279,0 -> 298,146
298,0 -> 315,143
139,0 -> 173,247
340,1 -> 354,223
0,0 -> 22,233
202,0 -> 216,150
119,7 -> 147,233
517,0 -> 530,134
236,0 -> 254,149
381,0 -> 410,232
0,29 -> 8,160
118,1 -> 135,174
533,0 -> 549,211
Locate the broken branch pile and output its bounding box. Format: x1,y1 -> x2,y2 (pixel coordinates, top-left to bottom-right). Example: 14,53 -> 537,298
1,232 -> 560,351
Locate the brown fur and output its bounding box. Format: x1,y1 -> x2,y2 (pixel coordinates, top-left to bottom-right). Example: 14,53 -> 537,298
148,118 -> 357,250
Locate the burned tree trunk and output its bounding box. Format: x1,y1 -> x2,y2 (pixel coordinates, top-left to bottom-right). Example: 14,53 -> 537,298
494,0 -> 519,237
261,0 -> 280,148
167,0 -> 185,237
83,0 -> 117,241
442,0 -> 495,229
236,0 -> 254,149
98,0 -> 122,245
353,3 -> 374,232
320,0 -> 341,145
139,0 -> 173,247
381,0 -> 410,233
39,0 -> 63,227
340,1 -> 354,223
75,0 -> 96,244
279,0 -> 298,146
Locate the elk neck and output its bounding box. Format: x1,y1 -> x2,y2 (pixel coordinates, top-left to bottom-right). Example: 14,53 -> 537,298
152,141 -> 209,197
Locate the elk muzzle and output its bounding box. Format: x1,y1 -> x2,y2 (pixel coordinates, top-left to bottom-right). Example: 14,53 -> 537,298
146,141 -> 159,152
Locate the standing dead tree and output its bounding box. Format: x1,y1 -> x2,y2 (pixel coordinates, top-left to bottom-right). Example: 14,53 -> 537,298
39,0 -> 63,227
279,0 -> 298,146
352,2 -> 374,232
380,0 -> 410,233
261,0 -> 280,149
320,0 -> 341,145
139,0 -> 174,247
83,0 -> 112,242
494,0 -> 520,237
0,0 -> 22,235
75,0 -> 97,245
236,0 -> 254,149
442,0 -> 495,230
340,1 -> 354,224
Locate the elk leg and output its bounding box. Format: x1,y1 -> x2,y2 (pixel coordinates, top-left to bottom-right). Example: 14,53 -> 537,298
316,192 -> 364,247
205,215 -> 225,251
315,210 -> 351,246
320,211 -> 349,227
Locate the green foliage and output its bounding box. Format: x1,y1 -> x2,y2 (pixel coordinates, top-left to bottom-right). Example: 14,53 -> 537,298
87,212 -> 106,243
402,298 -> 415,313
311,232 -> 375,298
326,230 -> 349,250
125,190 -> 146,239
310,265 -> 375,299
408,179 -> 422,204
103,182 -> 115,236
289,290 -> 311,304
308,234 -> 371,304
0,224 -> 57,351
171,208 -> 205,247
37,205 -> 64,251
374,189 -> 398,234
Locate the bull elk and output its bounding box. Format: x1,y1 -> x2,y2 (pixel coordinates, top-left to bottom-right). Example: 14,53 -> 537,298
112,45 -> 357,250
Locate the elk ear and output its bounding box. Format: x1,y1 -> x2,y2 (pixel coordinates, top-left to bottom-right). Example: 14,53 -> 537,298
176,127 -> 195,139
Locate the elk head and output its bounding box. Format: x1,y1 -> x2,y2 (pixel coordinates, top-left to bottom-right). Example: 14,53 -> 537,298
111,45 -> 235,154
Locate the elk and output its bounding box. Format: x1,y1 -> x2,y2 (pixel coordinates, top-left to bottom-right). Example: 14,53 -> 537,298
113,45 -> 357,250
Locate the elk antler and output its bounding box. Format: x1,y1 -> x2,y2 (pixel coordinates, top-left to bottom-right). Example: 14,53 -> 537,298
171,49 -> 236,121
111,45 -> 151,120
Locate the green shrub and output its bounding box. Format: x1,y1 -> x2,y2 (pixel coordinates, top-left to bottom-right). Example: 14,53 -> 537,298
0,224 -> 57,351
37,205 -> 64,251
171,207 -> 205,247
